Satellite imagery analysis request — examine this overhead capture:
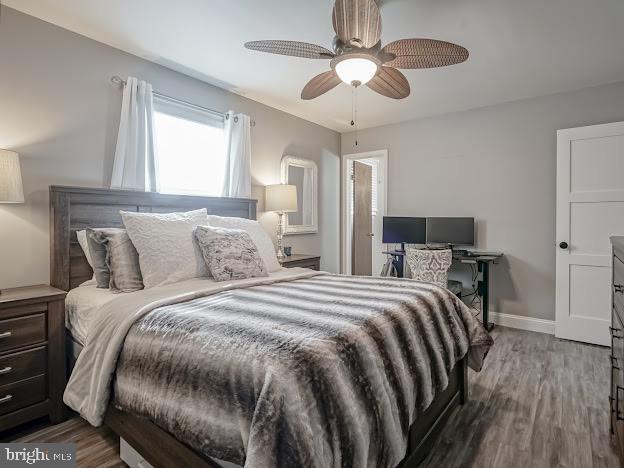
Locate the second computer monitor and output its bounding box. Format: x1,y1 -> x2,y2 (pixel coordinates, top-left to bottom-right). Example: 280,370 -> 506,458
426,217 -> 475,246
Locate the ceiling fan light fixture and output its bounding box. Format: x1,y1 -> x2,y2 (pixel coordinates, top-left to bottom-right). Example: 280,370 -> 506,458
335,57 -> 377,86
245,0 -> 468,100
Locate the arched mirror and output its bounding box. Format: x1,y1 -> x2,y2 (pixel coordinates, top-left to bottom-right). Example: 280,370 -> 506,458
281,156 -> 318,234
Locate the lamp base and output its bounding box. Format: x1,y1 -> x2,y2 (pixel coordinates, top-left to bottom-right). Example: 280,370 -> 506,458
276,212 -> 286,261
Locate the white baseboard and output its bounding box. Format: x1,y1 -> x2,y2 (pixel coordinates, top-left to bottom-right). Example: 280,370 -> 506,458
488,311 -> 555,335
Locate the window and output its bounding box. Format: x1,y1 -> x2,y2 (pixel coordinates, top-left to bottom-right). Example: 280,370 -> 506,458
153,95 -> 226,196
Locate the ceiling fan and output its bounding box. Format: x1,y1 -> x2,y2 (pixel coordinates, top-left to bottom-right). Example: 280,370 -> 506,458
244,0 -> 469,100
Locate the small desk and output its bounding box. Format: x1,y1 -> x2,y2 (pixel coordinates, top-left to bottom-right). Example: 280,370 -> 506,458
383,250 -> 503,331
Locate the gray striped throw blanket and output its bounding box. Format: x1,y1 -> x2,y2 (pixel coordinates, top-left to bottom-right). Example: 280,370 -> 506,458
109,273 -> 492,468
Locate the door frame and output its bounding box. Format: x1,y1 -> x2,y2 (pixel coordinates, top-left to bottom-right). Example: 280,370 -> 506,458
555,121 -> 624,345
342,149 -> 388,275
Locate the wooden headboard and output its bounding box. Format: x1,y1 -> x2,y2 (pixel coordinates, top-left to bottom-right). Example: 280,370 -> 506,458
49,186 -> 258,291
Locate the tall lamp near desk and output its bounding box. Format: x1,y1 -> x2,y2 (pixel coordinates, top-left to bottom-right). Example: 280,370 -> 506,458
382,216 -> 502,331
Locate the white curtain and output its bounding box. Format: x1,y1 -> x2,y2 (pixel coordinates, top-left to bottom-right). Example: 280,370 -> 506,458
111,77 -> 158,192
222,111 -> 251,198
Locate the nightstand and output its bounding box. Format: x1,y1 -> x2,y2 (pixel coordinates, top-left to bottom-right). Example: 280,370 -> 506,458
279,254 -> 321,271
0,285 -> 67,432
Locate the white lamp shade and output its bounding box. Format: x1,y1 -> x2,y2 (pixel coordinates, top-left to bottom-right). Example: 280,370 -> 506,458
265,184 -> 298,213
0,150 -> 24,203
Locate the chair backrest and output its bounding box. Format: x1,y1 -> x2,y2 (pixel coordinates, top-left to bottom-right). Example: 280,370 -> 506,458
405,248 -> 452,288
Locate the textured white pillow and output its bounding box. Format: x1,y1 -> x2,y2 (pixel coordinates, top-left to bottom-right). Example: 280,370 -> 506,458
76,230 -> 93,268
121,208 -> 209,288
77,230 -> 97,282
206,215 -> 281,272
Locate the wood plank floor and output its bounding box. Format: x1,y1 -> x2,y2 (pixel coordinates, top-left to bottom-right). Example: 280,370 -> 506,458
421,326 -> 620,468
6,326 -> 620,467
10,417 -> 124,467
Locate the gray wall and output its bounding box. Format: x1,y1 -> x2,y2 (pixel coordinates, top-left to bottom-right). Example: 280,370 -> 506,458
0,8 -> 341,289
342,81 -> 624,321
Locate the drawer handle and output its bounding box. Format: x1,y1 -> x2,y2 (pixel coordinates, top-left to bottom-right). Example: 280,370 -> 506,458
0,367 -> 12,376
616,284 -> 624,294
611,355 -> 621,370
0,394 -> 12,404
0,331 -> 12,339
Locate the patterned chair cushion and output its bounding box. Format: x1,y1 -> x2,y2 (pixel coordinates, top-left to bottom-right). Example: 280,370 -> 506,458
406,248 -> 452,289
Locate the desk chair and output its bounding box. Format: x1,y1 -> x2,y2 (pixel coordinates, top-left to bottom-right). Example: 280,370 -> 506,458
405,248 -> 462,296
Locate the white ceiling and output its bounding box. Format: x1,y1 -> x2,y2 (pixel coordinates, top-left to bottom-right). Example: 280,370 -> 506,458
6,0 -> 624,132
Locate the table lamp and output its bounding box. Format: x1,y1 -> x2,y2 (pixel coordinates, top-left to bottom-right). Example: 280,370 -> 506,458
265,184 -> 297,260
0,150 -> 25,295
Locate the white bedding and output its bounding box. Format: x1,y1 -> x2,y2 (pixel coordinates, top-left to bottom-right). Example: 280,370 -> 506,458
65,281 -> 118,345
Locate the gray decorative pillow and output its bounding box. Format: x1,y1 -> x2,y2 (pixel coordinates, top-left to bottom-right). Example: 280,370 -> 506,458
194,225 -> 268,282
86,228 -> 110,288
87,228 -> 143,293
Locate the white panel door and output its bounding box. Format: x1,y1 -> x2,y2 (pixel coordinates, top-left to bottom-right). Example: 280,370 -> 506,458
556,121 -> 624,345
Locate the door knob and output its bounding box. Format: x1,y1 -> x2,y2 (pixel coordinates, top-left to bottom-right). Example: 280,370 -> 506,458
559,242 -> 568,249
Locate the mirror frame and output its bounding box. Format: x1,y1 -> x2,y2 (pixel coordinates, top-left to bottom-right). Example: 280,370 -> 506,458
281,156 -> 318,235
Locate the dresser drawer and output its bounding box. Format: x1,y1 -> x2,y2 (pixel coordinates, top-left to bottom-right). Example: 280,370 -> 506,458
0,314 -> 46,353
612,307 -> 624,437
615,294 -> 624,329
0,346 -> 46,387
615,254 -> 624,293
0,375 -> 46,416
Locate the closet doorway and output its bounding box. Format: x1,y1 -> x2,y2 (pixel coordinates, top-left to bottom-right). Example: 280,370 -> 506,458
342,150 -> 388,276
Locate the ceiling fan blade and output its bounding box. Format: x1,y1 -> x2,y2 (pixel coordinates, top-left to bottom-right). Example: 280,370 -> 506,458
245,40 -> 335,59
381,38 -> 469,69
301,70 -> 342,100
332,0 -> 381,49
366,67 -> 410,99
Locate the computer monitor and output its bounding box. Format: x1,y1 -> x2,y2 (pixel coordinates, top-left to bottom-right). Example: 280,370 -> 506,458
382,217 -> 426,250
426,217 -> 475,246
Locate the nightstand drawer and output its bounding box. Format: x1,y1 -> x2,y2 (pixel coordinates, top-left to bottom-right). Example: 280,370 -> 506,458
292,260 -> 320,270
280,255 -> 321,271
0,314 -> 46,353
0,375 -> 46,416
0,346 -> 46,387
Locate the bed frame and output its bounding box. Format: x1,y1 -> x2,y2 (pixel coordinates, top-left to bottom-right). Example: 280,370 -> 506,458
50,185 -> 467,468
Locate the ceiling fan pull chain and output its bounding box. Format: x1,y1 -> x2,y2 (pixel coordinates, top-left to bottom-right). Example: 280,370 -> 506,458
351,85 -> 355,128
350,86 -> 357,146
353,85 -> 359,146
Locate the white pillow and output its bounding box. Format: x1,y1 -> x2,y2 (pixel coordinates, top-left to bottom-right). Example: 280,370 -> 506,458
76,230 -> 93,268
206,215 -> 281,272
77,230 -> 96,281
120,208 -> 209,288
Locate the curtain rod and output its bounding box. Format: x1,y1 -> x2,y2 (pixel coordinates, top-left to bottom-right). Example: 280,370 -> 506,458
110,75 -> 255,126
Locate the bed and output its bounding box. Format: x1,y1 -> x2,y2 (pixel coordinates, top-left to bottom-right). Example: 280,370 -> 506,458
50,185 -> 491,468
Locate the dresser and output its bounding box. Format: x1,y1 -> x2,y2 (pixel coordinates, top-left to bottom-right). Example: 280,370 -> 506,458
611,237 -> 624,465
279,254 -> 321,271
0,285 -> 67,432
